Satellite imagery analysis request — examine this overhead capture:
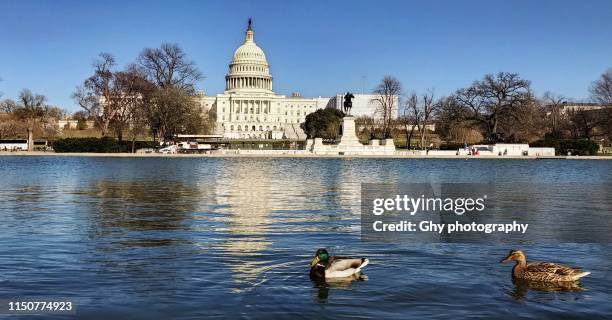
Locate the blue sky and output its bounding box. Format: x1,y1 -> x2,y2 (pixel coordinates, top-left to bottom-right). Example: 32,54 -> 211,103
1,0 -> 611,112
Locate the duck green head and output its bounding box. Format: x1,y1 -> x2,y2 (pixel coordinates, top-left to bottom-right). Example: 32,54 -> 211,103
310,248 -> 329,267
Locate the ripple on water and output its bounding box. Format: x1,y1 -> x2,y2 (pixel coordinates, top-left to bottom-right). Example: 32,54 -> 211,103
0,157 -> 610,318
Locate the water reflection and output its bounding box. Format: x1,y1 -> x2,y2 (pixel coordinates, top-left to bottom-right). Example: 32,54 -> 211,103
1,157 -> 610,318
81,180 -> 199,244
311,275 -> 368,302
508,278 -> 585,300
213,162 -> 275,290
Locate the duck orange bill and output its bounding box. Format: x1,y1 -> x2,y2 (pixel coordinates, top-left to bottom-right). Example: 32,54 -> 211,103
310,256 -> 320,267
500,257 -> 511,263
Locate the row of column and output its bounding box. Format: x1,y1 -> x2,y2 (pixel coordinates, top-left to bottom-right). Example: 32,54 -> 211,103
226,77 -> 271,90
231,100 -> 271,115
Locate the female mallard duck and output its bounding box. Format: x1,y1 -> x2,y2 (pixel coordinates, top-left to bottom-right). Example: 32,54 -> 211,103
500,249 -> 590,282
310,248 -> 369,280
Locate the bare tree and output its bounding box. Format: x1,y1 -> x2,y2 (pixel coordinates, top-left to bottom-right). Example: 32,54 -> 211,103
373,76 -> 401,139
72,53 -> 120,136
137,43 -> 202,94
541,91 -> 568,134
452,72 -> 534,142
590,68 -> 612,105
566,109 -> 600,140
148,86 -> 203,140
403,91 -> 441,149
0,114 -> 25,139
500,99 -> 548,143
355,115 -> 377,140
0,98 -> 17,113
136,44 -> 204,140
1,89 -> 59,150
418,91 -> 439,149
19,89 -> 47,150
111,66 -> 155,142
403,93 -> 419,148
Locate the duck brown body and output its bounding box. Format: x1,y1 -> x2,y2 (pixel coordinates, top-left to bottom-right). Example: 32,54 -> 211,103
501,250 -> 590,282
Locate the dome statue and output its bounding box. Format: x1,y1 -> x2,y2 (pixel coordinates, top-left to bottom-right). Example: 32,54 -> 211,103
225,19 -> 273,94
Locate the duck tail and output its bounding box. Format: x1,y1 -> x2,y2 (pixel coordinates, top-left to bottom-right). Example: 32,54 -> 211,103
572,271 -> 591,280
355,258 -> 369,273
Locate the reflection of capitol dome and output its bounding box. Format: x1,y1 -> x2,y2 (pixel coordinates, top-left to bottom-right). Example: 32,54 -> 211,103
225,19 -> 273,93
212,164 -> 274,289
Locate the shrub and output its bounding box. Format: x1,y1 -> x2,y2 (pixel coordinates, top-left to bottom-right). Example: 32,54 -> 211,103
52,137 -> 158,153
301,108 -> 345,139
438,142 -> 466,150
531,139 -> 599,156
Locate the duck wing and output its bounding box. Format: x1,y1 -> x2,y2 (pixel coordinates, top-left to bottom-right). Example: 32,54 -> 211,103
524,262 -> 590,281
325,257 -> 369,278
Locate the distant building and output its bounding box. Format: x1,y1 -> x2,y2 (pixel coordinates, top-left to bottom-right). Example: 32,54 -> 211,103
197,20 -> 401,140
198,20 -> 325,140
325,94 -> 399,119
58,119 -> 94,130
555,102 -> 611,114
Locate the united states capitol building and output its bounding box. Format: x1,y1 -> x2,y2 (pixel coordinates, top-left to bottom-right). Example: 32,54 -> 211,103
198,20 -> 397,140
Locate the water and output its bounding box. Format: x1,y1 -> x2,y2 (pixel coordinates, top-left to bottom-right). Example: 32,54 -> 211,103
0,156 -> 610,319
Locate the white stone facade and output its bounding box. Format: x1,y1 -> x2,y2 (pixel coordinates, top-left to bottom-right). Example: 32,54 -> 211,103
326,94 -> 399,119
198,20 -> 323,140
308,116 -> 396,155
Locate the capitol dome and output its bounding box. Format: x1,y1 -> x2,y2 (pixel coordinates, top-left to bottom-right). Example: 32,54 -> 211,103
225,19 -> 273,93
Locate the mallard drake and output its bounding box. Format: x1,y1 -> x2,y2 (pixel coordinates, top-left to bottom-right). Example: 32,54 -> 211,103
309,248 -> 369,280
500,249 -> 590,282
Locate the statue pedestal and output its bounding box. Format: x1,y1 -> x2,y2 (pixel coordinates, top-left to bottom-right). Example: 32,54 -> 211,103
338,116 -> 362,147
310,115 -> 396,155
